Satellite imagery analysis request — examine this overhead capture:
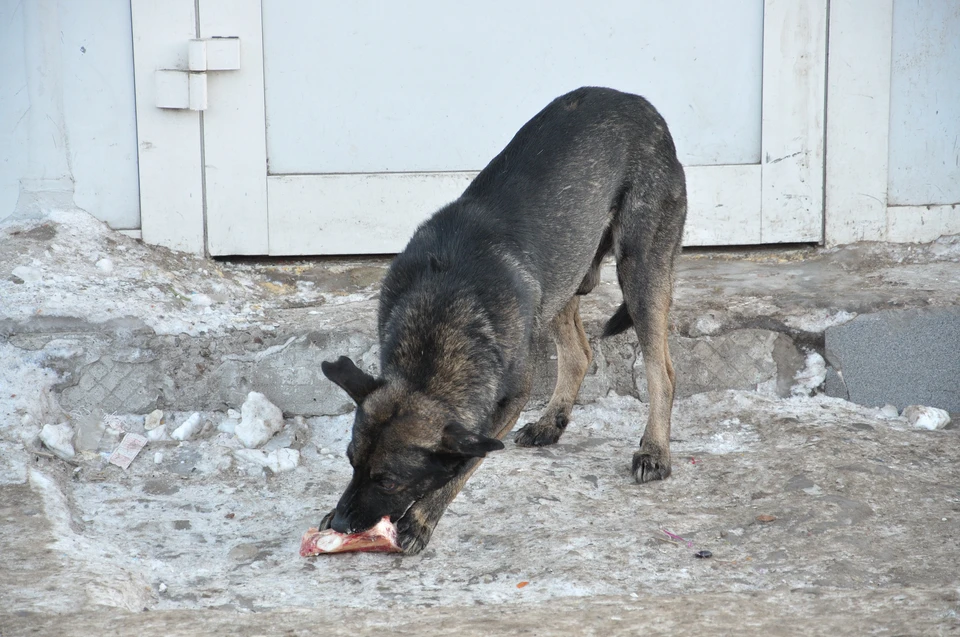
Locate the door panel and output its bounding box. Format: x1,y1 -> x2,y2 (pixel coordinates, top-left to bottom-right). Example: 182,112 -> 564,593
261,0 -> 763,174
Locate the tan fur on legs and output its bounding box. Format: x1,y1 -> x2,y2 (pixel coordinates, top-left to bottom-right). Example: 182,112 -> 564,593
514,297 -> 592,447
633,285 -> 674,483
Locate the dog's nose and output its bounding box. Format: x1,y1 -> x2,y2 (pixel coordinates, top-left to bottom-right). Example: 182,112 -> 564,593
330,510 -> 352,534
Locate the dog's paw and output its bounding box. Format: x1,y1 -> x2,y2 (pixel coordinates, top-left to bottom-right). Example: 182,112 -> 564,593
514,412 -> 568,447
318,508 -> 336,531
395,513 -> 434,555
632,447 -> 671,483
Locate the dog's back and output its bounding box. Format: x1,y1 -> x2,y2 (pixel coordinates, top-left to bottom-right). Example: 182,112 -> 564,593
382,86 -> 685,332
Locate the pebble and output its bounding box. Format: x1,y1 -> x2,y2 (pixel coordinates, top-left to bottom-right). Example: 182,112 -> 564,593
902,405 -> 951,430
158,583 -> 167,593
695,550 -> 713,559
95,257 -> 113,273
154,452 -> 163,464
756,514 -> 777,523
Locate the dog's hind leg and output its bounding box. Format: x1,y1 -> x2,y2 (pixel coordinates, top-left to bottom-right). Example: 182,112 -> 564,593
514,296 -> 592,447
615,189 -> 685,483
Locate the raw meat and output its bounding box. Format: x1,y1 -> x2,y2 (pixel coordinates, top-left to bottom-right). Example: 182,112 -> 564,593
299,516 -> 402,556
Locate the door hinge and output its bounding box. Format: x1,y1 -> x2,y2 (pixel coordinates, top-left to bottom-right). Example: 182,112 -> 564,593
155,37 -> 240,111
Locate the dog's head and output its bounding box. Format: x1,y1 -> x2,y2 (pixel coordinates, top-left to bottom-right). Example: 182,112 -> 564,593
321,356 -> 504,534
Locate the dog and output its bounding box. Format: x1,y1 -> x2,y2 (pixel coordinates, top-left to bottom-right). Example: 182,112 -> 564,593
319,86 -> 687,554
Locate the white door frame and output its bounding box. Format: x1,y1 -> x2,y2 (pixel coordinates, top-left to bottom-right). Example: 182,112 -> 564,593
825,0 -> 960,245
133,0 -> 828,256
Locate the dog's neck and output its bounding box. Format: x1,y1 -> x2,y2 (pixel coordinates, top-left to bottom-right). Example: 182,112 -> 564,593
380,285 -> 506,428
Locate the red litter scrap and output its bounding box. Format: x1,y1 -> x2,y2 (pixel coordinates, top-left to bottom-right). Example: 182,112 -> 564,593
662,529 -> 694,548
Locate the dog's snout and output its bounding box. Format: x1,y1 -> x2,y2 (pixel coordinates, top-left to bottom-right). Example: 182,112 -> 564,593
330,510 -> 353,534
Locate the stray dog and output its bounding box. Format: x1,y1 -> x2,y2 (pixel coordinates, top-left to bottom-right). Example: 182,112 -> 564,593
319,87 -> 687,554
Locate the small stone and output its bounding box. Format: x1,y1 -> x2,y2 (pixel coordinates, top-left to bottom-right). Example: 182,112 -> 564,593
902,405 -> 951,430
158,583 -> 167,594
95,257 -> 114,273
756,514 -> 777,523
144,409 -> 164,431
154,452 -> 163,464
694,550 -> 713,559
225,512 -> 235,519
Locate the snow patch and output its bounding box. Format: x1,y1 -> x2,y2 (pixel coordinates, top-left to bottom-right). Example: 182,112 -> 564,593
784,310 -> 857,332
792,351 -> 827,396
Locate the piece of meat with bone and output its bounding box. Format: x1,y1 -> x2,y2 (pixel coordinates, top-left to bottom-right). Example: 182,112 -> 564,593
299,516 -> 402,556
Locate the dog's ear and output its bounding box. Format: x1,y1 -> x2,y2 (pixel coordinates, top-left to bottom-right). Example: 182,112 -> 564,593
321,356 -> 383,404
439,422 -> 505,458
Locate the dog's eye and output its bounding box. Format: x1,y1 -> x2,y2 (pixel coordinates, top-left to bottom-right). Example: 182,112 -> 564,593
377,479 -> 400,494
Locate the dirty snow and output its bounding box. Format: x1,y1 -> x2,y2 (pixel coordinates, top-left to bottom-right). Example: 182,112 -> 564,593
792,350 -> 827,396
902,404 -> 952,430
0,210 -> 370,337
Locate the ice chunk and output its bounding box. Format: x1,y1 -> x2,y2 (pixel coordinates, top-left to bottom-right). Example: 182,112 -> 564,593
146,425 -> 170,441
903,405 -> 951,430
171,412 -> 203,441
144,409 -> 164,431
878,404 -> 900,419
234,447 -> 300,473
39,423 -> 75,460
12,265 -> 42,283
235,392 -> 284,448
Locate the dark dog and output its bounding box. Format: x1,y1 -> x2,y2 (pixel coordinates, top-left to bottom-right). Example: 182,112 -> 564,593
319,87 -> 686,554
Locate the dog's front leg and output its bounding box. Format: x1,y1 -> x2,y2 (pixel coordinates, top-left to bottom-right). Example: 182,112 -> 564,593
398,379 -> 532,554
395,459 -> 481,554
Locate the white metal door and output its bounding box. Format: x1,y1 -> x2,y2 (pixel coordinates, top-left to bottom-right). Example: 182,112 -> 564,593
132,0 -> 827,256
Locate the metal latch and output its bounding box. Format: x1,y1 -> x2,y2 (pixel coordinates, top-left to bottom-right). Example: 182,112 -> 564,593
155,37 -> 240,111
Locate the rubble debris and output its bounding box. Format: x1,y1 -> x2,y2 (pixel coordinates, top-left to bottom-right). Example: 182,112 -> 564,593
144,410 -> 164,431
108,433 -> 148,470
695,550 -> 713,559
38,423 -> 76,460
236,392 -> 284,448
902,405 -> 951,430
171,413 -> 203,441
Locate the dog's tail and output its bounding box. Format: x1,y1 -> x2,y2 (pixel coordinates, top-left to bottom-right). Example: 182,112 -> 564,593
602,303 -> 633,337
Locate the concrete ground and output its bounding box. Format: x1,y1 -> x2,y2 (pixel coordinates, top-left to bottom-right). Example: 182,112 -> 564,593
1,211 -> 959,636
